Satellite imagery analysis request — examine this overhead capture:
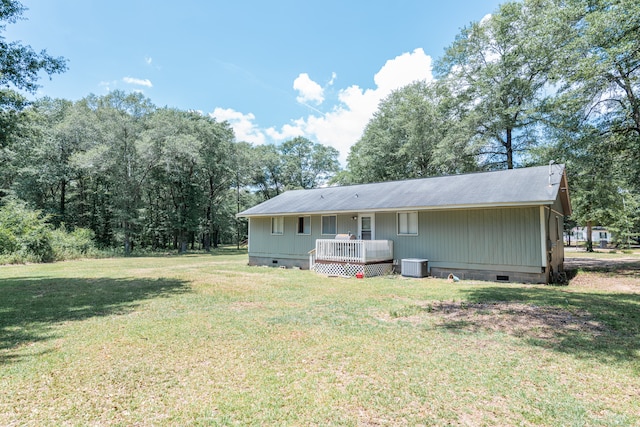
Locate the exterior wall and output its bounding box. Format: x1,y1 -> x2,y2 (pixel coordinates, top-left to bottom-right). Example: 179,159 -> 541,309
247,206 -> 551,282
373,207 -> 545,280
247,214 -> 358,268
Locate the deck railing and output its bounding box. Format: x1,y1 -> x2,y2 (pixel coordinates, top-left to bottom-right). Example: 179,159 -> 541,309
315,239 -> 393,264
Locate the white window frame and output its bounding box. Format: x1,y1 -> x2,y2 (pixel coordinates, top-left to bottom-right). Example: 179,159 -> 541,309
321,215 -> 337,235
271,216 -> 284,235
297,216 -> 311,235
397,211 -> 418,236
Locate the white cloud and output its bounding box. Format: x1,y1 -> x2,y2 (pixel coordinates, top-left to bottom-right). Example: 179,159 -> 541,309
283,48 -> 433,164
293,73 -> 325,105
328,72 -> 337,86
98,80 -> 114,91
123,76 -> 153,87
211,48 -> 433,165
145,56 -> 153,65
209,108 -> 266,145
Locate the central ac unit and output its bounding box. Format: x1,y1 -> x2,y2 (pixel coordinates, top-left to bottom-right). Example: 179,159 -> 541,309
401,258 -> 428,278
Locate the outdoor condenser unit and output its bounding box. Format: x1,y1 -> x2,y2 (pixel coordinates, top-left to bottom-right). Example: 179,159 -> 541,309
401,258 -> 429,278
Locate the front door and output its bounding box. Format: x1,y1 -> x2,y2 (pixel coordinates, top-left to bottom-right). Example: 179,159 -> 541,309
359,214 -> 375,240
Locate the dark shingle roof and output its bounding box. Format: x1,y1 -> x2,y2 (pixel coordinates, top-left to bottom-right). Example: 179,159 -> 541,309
238,164 -> 569,217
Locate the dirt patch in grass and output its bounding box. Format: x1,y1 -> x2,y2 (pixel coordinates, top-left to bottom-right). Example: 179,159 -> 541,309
569,272 -> 640,293
387,301 -> 607,343
565,256 -> 640,272
565,257 -> 640,293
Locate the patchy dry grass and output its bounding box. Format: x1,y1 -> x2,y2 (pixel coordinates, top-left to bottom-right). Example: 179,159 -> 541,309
386,301 -> 607,342
1,249 -> 639,425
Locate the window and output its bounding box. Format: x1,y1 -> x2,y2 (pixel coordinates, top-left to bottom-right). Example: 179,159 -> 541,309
397,212 -> 418,235
297,216 -> 311,235
271,217 -> 284,235
556,216 -> 561,241
321,215 -> 337,235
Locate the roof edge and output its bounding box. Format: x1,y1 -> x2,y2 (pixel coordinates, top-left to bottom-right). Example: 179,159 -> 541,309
237,200 -> 556,218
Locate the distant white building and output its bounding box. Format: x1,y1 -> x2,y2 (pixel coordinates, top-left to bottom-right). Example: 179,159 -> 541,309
565,226 -> 613,247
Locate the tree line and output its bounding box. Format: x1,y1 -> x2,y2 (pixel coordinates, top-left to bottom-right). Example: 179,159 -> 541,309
1,0 -> 639,258
0,92 -> 340,255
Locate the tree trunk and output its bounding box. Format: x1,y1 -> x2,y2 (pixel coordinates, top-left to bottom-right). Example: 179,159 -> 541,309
124,222 -> 131,256
505,128 -> 514,169
177,230 -> 188,253
60,179 -> 67,225
213,227 -> 219,249
203,204 -> 212,252
586,221 -> 593,252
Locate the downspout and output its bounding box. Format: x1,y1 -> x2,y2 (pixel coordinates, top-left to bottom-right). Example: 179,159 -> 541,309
545,205 -> 556,282
539,206 -> 551,283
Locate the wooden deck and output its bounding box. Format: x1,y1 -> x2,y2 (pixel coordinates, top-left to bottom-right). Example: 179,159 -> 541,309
309,239 -> 394,277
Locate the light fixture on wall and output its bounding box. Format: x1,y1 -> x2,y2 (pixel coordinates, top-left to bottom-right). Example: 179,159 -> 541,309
351,216 -> 358,221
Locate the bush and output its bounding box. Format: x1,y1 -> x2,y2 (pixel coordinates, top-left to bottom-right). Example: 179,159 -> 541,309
0,227 -> 18,254
51,225 -> 97,260
0,198 -> 54,263
0,199 -> 101,264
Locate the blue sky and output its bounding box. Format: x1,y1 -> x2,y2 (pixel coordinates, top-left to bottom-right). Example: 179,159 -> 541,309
7,1 -> 504,163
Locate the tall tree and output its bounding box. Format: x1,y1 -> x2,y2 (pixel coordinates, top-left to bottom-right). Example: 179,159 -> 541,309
0,0 -> 67,196
11,98 -> 96,226
534,0 -> 640,248
81,91 -> 155,254
344,81 -> 478,184
545,0 -> 640,188
194,112 -> 235,251
249,144 -> 285,200
0,1 -> 67,96
436,1 -> 554,169
280,136 -> 340,189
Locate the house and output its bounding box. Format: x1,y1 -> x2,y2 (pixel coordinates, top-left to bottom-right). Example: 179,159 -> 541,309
237,164 -> 572,284
565,226 -> 613,248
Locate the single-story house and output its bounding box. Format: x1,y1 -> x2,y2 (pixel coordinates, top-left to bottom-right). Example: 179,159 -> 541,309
565,226 -> 613,248
237,164 -> 571,284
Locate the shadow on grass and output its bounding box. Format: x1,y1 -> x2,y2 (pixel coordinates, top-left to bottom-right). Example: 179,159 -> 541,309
447,286 -> 640,364
0,276 -> 189,364
111,245 -> 248,258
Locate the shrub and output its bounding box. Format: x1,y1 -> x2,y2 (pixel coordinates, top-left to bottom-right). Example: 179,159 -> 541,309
0,198 -> 53,263
51,225 -> 97,260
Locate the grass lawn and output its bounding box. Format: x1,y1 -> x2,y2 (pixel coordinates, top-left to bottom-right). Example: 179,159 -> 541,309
1,249 -> 639,426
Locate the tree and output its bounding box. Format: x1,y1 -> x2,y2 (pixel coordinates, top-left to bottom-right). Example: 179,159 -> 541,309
545,0 -> 640,188
196,114 -> 235,251
80,91 -> 155,254
1,1 -> 67,197
436,1 -> 555,169
0,0 -> 67,151
533,0 -> 640,249
280,136 -> 340,189
9,98 -> 97,226
0,1 -> 67,95
344,81 -> 478,184
249,144 -> 285,200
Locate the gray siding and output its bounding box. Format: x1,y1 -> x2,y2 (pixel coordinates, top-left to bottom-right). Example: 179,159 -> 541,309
248,207 -> 544,274
375,207 -> 543,273
248,214 -> 358,261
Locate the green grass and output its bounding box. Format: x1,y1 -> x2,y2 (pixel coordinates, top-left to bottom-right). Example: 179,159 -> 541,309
1,249 -> 639,426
